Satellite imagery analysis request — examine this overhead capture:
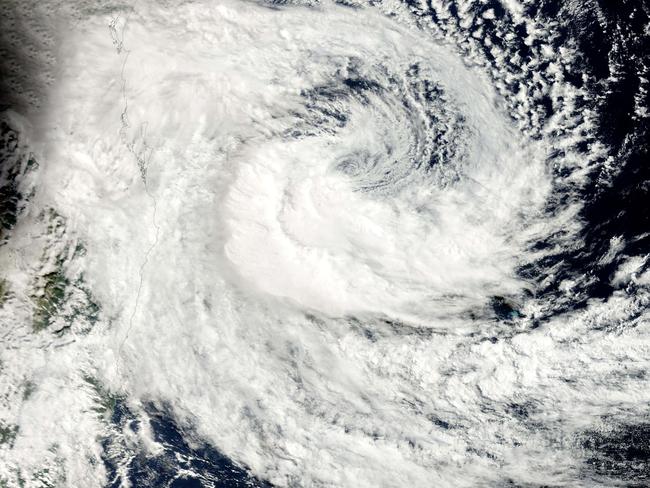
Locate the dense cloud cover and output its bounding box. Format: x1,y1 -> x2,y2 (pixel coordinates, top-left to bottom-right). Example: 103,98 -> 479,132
0,0 -> 648,487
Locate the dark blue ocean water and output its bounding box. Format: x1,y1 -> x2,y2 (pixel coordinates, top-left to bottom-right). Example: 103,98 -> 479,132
99,2 -> 648,486
0,0 -> 647,486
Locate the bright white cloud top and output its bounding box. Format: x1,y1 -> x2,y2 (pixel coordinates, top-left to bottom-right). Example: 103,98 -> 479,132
0,0 -> 648,487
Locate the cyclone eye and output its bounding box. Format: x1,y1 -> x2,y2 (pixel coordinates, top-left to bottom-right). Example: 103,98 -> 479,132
289,58 -> 469,195
2,1 -> 644,487
334,151 -> 377,177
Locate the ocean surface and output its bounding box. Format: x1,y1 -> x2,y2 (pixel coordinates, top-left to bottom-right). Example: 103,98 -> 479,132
0,0 -> 648,486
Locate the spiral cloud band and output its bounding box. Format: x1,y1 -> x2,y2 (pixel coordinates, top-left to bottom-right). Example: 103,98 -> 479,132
0,0 -> 648,487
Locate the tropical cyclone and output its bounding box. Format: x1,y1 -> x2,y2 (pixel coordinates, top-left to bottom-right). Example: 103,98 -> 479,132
0,0 -> 648,487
